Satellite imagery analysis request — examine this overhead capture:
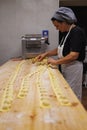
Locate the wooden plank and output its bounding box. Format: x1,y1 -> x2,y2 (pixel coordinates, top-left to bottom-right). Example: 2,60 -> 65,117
0,59 -> 87,130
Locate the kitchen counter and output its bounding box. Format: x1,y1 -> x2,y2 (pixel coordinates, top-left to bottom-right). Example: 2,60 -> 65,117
0,59 -> 87,130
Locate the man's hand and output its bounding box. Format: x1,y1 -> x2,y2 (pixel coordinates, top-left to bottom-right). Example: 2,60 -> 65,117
47,58 -> 57,65
36,53 -> 47,62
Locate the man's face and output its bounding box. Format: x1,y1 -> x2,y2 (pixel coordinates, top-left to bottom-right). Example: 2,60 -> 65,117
52,20 -> 67,32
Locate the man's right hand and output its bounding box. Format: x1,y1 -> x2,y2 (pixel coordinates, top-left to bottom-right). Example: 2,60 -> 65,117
36,53 -> 47,61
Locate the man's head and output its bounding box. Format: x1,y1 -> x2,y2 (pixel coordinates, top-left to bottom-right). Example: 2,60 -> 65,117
51,7 -> 77,24
51,7 -> 77,32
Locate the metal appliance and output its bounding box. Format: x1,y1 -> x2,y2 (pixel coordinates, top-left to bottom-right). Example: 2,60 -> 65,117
22,34 -> 48,59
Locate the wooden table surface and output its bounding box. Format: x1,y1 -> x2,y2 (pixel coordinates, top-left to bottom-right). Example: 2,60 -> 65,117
0,59 -> 87,130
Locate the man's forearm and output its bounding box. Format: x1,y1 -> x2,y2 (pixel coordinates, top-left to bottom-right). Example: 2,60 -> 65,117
46,48 -> 57,57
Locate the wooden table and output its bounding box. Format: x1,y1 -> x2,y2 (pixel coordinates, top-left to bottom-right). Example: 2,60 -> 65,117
0,59 -> 87,130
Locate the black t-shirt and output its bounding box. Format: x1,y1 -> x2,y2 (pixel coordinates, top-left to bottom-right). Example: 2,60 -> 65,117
60,26 -> 86,61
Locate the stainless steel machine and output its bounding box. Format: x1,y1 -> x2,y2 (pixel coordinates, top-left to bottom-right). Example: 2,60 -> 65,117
22,34 -> 49,59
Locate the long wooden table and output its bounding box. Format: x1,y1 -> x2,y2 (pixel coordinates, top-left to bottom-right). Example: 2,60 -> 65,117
0,59 -> 87,130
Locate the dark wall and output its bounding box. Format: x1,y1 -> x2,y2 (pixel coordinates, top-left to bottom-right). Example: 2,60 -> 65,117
68,6 -> 87,44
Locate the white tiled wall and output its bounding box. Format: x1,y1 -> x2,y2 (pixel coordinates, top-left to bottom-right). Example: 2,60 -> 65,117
0,0 -> 59,65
